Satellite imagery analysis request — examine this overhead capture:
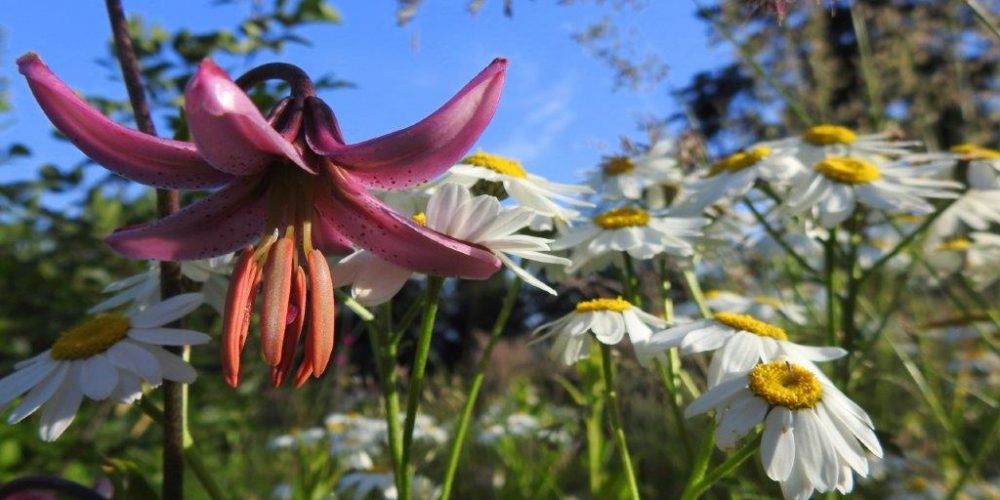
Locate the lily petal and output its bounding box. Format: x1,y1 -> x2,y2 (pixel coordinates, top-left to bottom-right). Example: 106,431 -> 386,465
307,58 -> 507,190
185,59 -> 310,176
317,168 -> 501,279
105,176 -> 268,260
17,53 -> 233,190
311,208 -> 355,255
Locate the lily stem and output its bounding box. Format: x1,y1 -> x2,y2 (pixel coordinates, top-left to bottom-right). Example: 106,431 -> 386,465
439,276 -> 522,500
103,1 -> 185,498
400,277 -> 444,500
601,343 -> 641,500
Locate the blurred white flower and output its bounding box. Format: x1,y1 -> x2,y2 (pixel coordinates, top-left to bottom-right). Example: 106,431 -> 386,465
334,184 -> 569,304
552,207 -> 707,272
686,359 -> 883,500
767,124 -> 921,168
784,156 -> 961,227
676,146 -> 804,214
640,312 -> 844,384
584,140 -> 684,200
532,297 -> 667,365
0,293 -> 208,441
336,471 -> 439,500
89,255 -> 234,315
675,290 -> 808,325
446,151 -> 593,225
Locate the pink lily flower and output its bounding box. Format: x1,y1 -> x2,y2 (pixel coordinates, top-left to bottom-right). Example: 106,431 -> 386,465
19,53 -> 507,387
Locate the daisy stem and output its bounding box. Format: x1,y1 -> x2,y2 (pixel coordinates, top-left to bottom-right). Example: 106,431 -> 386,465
742,198 -> 821,279
944,407 -> 1000,500
964,0 -> 1000,46
439,276 -> 522,500
400,276 -> 444,500
823,231 -> 839,346
681,269 -> 712,320
622,253 -> 642,306
600,343 -> 641,500
654,358 -> 693,462
679,432 -> 758,500
365,311 -> 404,493
682,419 -> 716,493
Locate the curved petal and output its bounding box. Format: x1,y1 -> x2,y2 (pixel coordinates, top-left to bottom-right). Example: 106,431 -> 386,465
308,58 -> 507,190
316,167 -> 501,279
17,53 -> 233,190
105,177 -> 268,260
185,59 -> 309,176
311,207 -> 355,255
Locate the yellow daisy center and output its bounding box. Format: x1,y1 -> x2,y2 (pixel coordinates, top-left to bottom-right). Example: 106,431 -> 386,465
703,289 -> 727,299
50,314 -> 131,360
708,147 -> 772,176
753,296 -> 784,308
937,238 -> 971,252
411,212 -> 427,226
593,207 -> 650,229
713,312 -> 788,340
814,157 -> 881,184
602,156 -> 635,176
575,297 -> 633,313
748,361 -> 823,409
803,124 -> 858,145
463,151 -> 528,179
950,144 -> 1000,160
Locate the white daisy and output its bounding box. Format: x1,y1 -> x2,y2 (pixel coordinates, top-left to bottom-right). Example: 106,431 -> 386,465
584,140 -> 684,200
924,146 -> 1000,240
531,297 -> 667,366
0,293 -> 208,441
336,471 -> 439,500
685,359 -> 883,500
639,312 -> 844,384
784,156 -> 961,227
768,124 -> 921,168
446,151 -> 593,226
333,183 -> 570,304
551,206 -> 707,272
676,290 -> 808,325
676,146 -> 804,215
89,255 -> 234,315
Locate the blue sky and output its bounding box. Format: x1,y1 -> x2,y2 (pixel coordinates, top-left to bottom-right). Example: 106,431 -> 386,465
1,1 -> 727,190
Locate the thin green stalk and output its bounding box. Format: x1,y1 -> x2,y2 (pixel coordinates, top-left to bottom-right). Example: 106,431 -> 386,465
601,344 -> 641,500
823,232 -> 839,346
390,289 -> 429,344
439,277 -> 522,500
682,420 -> 716,495
849,1 -> 883,127
681,269 -> 712,319
585,393 -> 606,496
887,336 -> 972,465
622,253 -> 642,306
858,201 -> 953,286
365,317 -> 404,492
946,410 -> 1000,499
965,0 -> 1000,45
952,273 -> 1000,334
680,433 -> 758,500
336,290 -> 375,321
654,358 -> 693,462
400,277 -> 445,500
693,0 -> 813,127
743,198 -> 820,279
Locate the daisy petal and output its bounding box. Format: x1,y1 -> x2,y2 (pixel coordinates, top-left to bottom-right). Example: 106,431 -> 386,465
130,293 -> 204,328
78,355 -> 118,400
128,327 -> 211,346
38,367 -> 84,442
8,362 -> 70,424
